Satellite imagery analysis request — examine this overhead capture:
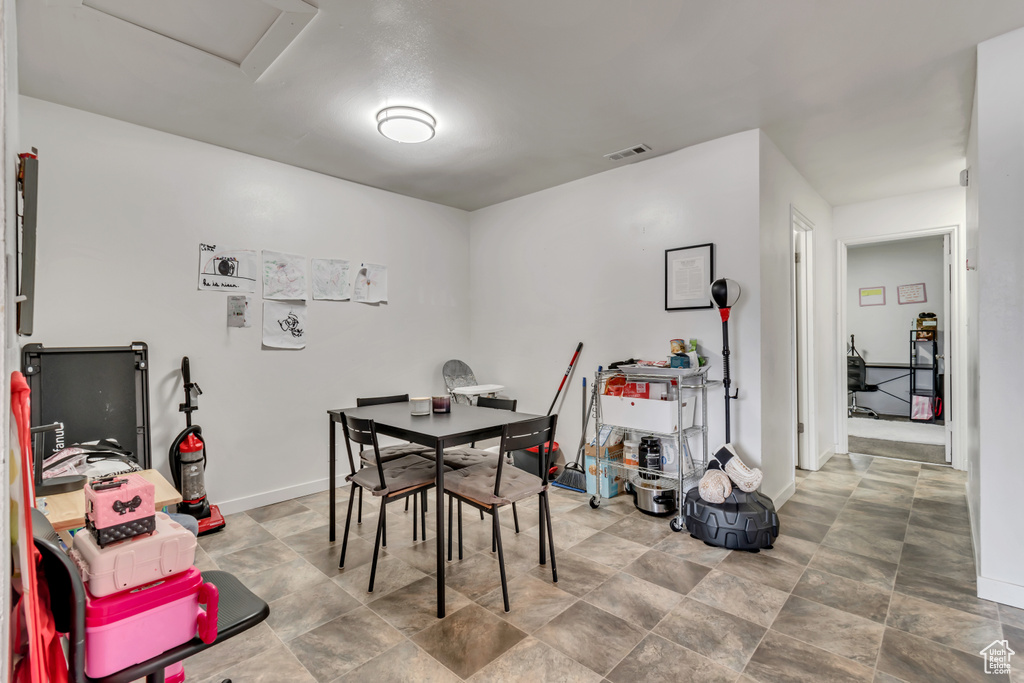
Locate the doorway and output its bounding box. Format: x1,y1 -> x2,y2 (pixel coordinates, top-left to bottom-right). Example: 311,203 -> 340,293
791,207 -> 816,471
838,228 -> 962,468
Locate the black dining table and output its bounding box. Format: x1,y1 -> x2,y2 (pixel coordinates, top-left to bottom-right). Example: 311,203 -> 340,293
327,402 -> 541,617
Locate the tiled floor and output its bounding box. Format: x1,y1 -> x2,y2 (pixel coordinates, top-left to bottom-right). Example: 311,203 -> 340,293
185,455 -> 1022,682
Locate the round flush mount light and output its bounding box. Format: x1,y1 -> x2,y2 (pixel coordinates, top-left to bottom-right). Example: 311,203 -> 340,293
376,106 -> 436,143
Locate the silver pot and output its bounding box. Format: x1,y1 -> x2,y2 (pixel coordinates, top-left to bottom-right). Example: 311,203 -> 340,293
626,479 -> 678,516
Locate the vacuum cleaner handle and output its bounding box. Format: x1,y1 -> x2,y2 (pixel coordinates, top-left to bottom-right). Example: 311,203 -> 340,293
181,356 -> 191,385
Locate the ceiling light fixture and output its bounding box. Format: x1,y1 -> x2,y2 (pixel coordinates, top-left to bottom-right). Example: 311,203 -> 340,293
376,106 -> 436,143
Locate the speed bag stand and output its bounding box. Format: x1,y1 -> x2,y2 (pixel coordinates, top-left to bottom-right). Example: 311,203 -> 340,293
683,487 -> 779,552
684,278 -> 779,553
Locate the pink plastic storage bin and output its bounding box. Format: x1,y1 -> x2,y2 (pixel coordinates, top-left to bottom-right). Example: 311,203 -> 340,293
86,473 -> 157,547
84,566 -> 218,678
165,662 -> 185,683
71,512 -> 197,597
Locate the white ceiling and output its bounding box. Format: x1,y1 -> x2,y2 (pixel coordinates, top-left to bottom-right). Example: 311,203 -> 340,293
17,1 -> 1024,211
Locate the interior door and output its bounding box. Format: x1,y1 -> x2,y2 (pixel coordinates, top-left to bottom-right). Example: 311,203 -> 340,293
942,233 -> 952,463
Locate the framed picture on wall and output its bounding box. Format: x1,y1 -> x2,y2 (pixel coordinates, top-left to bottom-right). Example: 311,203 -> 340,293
665,243 -> 714,310
897,283 -> 927,305
859,286 -> 886,307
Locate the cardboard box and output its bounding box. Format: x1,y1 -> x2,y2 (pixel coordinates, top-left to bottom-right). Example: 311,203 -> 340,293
584,443 -> 623,498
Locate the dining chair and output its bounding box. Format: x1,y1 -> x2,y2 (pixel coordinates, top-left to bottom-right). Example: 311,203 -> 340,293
439,397 -> 523,557
443,415 -> 558,612
354,394 -> 433,524
338,414 -> 450,593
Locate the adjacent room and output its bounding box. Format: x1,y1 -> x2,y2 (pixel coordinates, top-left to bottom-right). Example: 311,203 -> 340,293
3,2 -> 1024,682
846,236 -> 950,465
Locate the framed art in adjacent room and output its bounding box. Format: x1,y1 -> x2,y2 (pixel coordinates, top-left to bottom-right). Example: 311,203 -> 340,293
665,243 -> 714,310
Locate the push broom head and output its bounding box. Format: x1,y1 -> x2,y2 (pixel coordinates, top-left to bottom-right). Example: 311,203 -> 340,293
553,461 -> 587,493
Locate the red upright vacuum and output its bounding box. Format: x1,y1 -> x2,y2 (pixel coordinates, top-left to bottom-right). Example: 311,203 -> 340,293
169,357 -> 226,535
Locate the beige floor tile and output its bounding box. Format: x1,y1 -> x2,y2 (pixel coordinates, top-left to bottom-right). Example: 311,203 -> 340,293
288,606 -> 405,682
876,627 -> 1005,683
770,595 -> 885,666
689,569 -> 789,628
412,604 -> 527,679
743,630 -> 873,683
267,579 -> 362,641
886,592 -> 1003,655
622,548 -> 711,595
584,572 -> 684,630
476,573 -> 577,632
367,576 -> 473,637
717,548 -> 805,592
534,601 -> 646,676
335,640 -> 461,683
568,531 -> 648,569
792,567 -> 891,623
469,637 -> 602,683
608,634 -> 737,683
193,643 -> 315,683
526,550 -> 616,597
809,545 -> 898,591
654,597 -> 766,672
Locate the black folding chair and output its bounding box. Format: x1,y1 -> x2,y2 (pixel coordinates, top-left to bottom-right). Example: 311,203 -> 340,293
338,415 -> 448,592
442,415 -> 558,612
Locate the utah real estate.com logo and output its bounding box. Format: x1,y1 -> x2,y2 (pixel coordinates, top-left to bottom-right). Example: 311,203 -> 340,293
980,639 -> 1014,675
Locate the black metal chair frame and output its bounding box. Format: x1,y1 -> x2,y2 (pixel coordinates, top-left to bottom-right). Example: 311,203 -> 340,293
354,394 -> 429,522
445,415 -> 558,612
450,396 -> 522,538
337,415 -> 436,593
30,510 -> 269,683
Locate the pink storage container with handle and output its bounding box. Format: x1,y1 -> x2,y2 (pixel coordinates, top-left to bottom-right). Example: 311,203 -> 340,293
85,566 -> 218,678
71,512 -> 197,597
86,473 -> 157,547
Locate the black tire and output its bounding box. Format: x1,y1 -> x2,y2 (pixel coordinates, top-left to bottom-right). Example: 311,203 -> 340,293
669,517 -> 684,532
589,496 -> 600,509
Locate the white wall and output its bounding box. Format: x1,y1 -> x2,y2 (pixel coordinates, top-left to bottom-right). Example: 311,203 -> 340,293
833,186 -> 966,243
20,96 -> 472,513
965,84 -> 981,560
974,26 -> 1024,609
468,129 -> 817,504
848,238 -> 944,359
759,133 -> 835,479
1,0 -> 18,665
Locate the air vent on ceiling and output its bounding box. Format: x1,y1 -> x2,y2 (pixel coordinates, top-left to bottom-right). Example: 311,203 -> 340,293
604,144 -> 651,162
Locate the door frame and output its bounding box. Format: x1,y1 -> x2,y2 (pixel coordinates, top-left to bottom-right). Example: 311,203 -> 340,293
835,224 -> 966,470
791,206 -> 817,470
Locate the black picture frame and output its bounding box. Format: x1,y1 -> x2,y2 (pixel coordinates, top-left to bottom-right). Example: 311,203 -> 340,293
665,243 -> 715,310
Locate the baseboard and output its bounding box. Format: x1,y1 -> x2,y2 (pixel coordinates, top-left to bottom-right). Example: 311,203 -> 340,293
768,480 -> 796,507
816,447 -> 835,470
977,574 -> 1024,611
216,477 -> 333,515
966,481 -> 981,571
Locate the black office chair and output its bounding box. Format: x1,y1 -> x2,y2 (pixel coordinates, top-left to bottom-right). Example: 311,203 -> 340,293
30,509 -> 269,683
848,336 -> 879,419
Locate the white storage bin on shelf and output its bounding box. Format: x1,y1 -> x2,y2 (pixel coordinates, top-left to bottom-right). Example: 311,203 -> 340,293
600,395 -> 695,433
